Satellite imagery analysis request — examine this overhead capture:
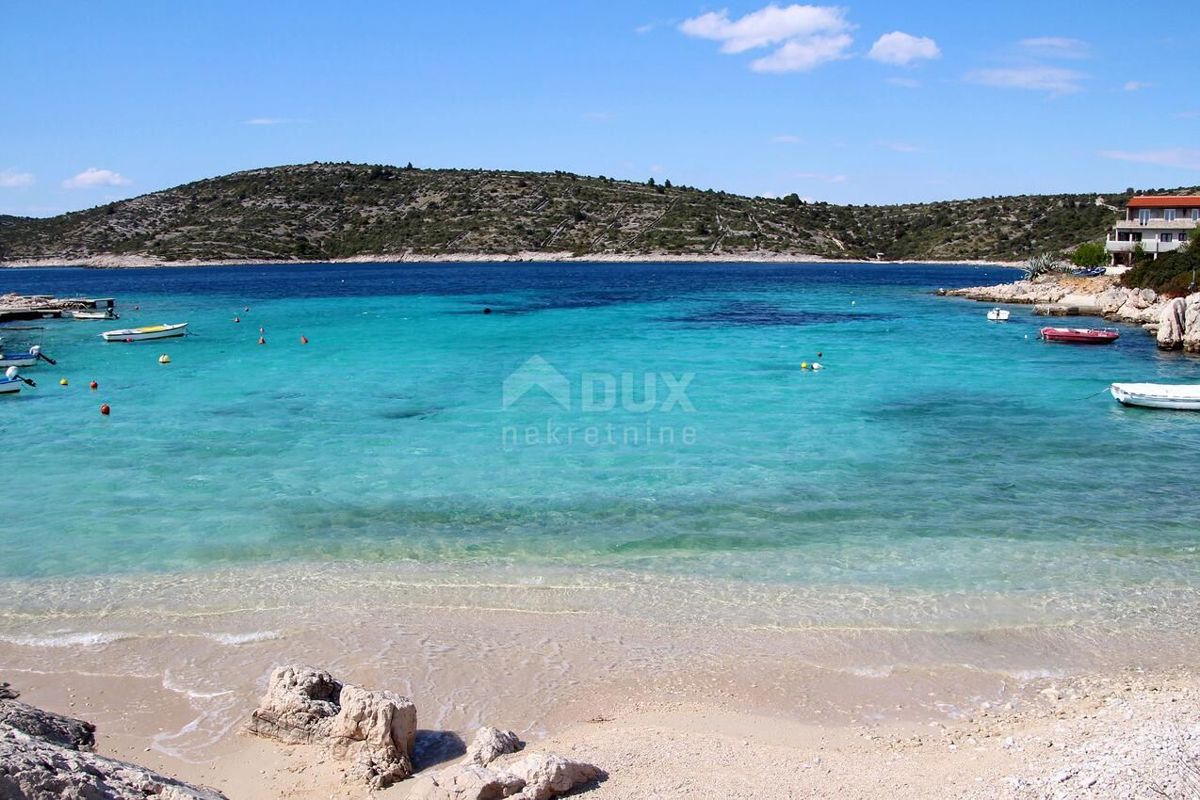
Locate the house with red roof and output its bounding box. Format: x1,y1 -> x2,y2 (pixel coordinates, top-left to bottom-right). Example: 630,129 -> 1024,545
1107,196 -> 1200,265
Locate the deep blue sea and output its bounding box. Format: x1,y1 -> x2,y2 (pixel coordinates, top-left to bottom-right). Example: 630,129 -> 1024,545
3,261 -> 1200,596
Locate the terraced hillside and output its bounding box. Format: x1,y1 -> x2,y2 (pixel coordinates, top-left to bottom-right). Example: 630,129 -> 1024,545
0,162 -> 1187,264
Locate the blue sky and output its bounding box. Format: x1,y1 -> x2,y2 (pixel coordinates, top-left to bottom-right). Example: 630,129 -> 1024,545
1,1 -> 1197,217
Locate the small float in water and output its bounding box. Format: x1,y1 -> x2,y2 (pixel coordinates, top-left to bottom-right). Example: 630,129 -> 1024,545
0,345 -> 56,367
1040,327 -> 1119,344
100,323 -> 188,342
986,308 -> 1010,321
0,366 -> 35,394
1110,383 -> 1200,411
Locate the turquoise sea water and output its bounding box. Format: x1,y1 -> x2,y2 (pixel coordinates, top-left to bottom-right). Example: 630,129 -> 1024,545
3,261 -> 1200,600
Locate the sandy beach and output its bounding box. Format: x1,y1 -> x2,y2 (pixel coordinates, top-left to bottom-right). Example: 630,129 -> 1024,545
5,563 -> 1200,798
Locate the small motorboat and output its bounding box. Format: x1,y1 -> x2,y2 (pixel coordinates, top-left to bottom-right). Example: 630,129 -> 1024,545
1110,383 -> 1200,411
1040,327 -> 1119,344
100,323 -> 188,342
71,309 -> 119,321
987,308 -> 1010,321
0,345 -> 56,367
0,366 -> 35,394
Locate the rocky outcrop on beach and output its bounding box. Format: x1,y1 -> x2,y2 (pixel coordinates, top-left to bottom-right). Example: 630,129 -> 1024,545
1184,294 -> 1200,352
463,725 -> 524,766
410,728 -> 602,800
0,687 -> 227,800
248,664 -> 418,789
1154,293 -> 1200,351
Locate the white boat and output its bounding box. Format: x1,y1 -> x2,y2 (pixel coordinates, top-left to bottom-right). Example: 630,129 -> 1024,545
1110,382 -> 1200,411
986,308 -> 1010,321
100,323 -> 188,342
71,309 -> 119,321
0,367 -> 34,394
0,345 -> 55,367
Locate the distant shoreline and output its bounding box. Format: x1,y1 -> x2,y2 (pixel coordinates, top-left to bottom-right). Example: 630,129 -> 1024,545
0,252 -> 1028,269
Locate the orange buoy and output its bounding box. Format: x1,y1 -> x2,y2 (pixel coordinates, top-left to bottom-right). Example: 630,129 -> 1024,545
100,403 -> 111,416
300,335 -> 308,344
90,381 -> 98,390
258,336 -> 266,345
59,378 -> 68,386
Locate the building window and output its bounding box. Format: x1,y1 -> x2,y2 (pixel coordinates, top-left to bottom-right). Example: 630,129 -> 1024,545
1139,209 -> 1151,224
1161,232 -> 1175,242
1165,209 -> 1177,221
1192,209 -> 1200,221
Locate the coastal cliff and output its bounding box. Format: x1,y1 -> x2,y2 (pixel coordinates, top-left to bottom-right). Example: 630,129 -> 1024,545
0,162 -> 1157,266
943,274 -> 1200,351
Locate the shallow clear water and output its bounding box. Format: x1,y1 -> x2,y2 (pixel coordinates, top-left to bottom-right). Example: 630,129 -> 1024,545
3,262 -> 1199,601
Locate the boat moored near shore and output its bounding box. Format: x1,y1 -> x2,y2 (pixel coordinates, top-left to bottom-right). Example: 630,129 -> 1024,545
100,323 -> 188,342
987,308 -> 1010,321
1110,382 -> 1200,411
1041,327 -> 1120,344
0,366 -> 35,394
0,345 -> 56,367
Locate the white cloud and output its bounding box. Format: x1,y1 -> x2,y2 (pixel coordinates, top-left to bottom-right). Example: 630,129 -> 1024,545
680,4 -> 851,53
1123,80 -> 1152,92
680,4 -> 853,73
583,111 -> 615,122
62,168 -> 131,189
880,141 -> 921,153
868,32 -> 940,66
635,22 -> 656,34
244,117 -> 293,126
886,76 -> 921,89
1020,37 -> 1090,59
794,171 -> 847,183
965,66 -> 1085,94
771,134 -> 802,144
0,169 -> 35,188
1175,110 -> 1200,119
1101,148 -> 1200,171
751,33 -> 853,72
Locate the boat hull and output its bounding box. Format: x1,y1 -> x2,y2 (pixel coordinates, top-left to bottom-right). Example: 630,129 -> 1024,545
0,353 -> 38,367
987,309 -> 1010,321
100,323 -> 188,342
1110,383 -> 1200,411
0,378 -> 21,394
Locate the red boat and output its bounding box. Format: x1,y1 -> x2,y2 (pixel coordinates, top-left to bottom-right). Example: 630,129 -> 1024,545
1040,326 -> 1120,344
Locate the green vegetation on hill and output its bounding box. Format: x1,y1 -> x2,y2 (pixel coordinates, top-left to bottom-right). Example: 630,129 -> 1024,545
1121,235 -> 1200,296
0,162 -> 1192,264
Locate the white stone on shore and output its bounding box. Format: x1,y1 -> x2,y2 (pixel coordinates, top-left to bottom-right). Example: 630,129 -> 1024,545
1157,298 -> 1187,350
1183,293 -> 1200,353
409,750 -> 603,800
463,725 -> 523,766
248,664 -> 417,789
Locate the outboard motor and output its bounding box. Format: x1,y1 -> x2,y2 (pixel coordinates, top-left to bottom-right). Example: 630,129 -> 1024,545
4,366 -> 34,388
30,345 -> 56,365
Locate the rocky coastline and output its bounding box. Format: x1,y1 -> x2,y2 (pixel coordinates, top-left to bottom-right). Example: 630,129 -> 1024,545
941,274 -> 1200,351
